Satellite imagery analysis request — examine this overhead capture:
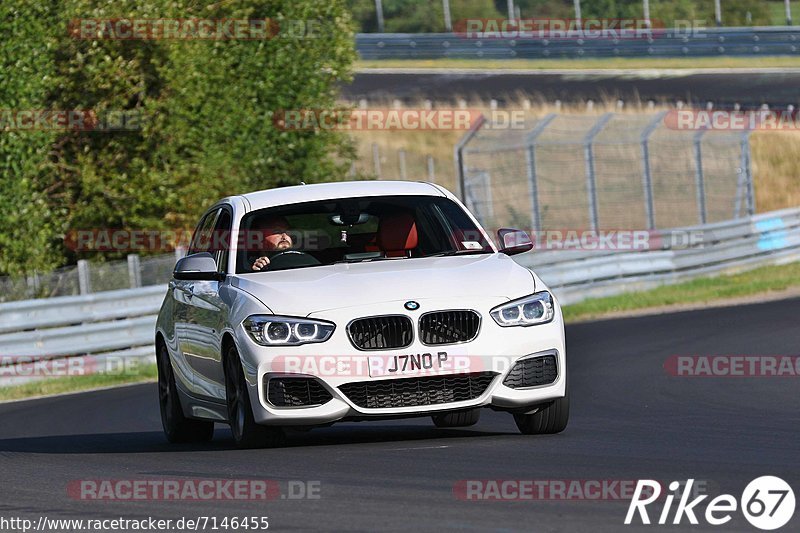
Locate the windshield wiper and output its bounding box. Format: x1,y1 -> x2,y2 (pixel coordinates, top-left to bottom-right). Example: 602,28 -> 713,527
333,256 -> 399,264
425,249 -> 493,258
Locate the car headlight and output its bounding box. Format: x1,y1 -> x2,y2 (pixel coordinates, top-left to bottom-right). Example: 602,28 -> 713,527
243,315 -> 335,346
490,291 -> 555,327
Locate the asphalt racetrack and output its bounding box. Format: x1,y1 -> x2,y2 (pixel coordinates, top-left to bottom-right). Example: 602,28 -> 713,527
1,298 -> 798,531
344,69 -> 800,108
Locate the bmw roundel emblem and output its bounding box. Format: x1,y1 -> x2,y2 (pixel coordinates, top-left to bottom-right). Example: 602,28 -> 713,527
404,301 -> 420,311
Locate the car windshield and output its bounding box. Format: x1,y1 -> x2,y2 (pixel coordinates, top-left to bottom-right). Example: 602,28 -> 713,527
235,195 -> 494,273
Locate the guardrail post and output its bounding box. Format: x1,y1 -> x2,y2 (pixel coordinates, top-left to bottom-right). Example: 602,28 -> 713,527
26,271 -> 41,298
525,113 -> 556,234
398,149 -> 407,180
372,143 -> 381,179
127,254 -> 142,289
77,259 -> 92,295
743,132 -> 755,215
640,111 -> 666,230
453,114 -> 487,203
426,155 -> 435,182
693,129 -> 708,224
583,113 -> 613,231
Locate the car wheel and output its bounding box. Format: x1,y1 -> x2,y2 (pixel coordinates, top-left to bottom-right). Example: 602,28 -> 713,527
513,378 -> 569,435
224,344 -> 284,449
432,408 -> 481,428
157,341 -> 214,443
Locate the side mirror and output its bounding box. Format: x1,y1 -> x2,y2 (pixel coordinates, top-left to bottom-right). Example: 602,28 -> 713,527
173,252 -> 224,281
497,228 -> 533,256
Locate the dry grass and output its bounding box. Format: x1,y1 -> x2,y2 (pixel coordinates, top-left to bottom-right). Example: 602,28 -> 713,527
345,100 -> 800,215
750,131 -> 800,212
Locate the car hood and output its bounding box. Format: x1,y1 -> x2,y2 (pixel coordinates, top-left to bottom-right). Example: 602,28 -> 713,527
232,254 -> 535,316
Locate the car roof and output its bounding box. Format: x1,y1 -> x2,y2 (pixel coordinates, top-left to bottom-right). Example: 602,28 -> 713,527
238,180 -> 450,212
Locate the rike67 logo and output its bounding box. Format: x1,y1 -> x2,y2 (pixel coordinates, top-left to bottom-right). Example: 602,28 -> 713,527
625,477 -> 795,530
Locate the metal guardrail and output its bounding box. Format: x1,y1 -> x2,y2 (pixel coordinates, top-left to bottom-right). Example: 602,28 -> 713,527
516,206 -> 800,304
0,207 -> 799,384
356,27 -> 800,59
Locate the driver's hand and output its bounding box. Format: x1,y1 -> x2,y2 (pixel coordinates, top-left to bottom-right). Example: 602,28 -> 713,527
252,256 -> 270,271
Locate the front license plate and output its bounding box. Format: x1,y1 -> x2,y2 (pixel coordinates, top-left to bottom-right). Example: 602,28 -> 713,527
368,351 -> 450,378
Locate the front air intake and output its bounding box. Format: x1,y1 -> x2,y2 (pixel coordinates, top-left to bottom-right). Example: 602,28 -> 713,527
503,354 -> 558,389
338,372 -> 497,409
266,377 -> 333,407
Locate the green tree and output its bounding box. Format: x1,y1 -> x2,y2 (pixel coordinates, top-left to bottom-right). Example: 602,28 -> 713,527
0,1 -> 60,276
0,0 -> 356,273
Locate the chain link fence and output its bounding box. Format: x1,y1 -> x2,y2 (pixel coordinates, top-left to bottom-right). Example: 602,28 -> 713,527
456,112 -> 754,233
0,252 -> 182,303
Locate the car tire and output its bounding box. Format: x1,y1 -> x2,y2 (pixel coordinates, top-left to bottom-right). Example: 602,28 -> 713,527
224,344 -> 284,449
432,408 -> 481,428
513,378 -> 569,435
157,341 -> 215,443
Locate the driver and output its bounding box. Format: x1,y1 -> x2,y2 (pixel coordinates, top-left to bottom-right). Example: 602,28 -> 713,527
250,215 -> 293,271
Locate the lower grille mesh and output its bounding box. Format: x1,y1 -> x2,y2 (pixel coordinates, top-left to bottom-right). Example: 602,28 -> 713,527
338,372 -> 497,409
503,355 -> 558,388
267,377 -> 333,407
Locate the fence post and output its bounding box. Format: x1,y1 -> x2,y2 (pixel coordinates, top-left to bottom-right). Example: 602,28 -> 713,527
453,114 -> 487,203
398,149 -> 407,180
583,113 -> 613,231
640,111 -> 667,230
426,155 -> 436,182
693,129 -> 708,224
372,143 -> 382,178
525,113 -> 556,234
77,259 -> 92,295
375,0 -> 385,32
127,254 -> 142,289
442,0 -> 452,31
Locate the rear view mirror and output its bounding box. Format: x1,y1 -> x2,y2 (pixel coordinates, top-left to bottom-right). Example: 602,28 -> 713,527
330,213 -> 370,226
173,252 -> 224,281
497,228 -> 533,256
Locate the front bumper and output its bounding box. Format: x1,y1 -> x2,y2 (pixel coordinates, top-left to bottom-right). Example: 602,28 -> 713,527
237,297 -> 567,426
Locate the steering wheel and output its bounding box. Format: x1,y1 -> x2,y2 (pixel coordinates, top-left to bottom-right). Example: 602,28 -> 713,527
267,250 -> 321,270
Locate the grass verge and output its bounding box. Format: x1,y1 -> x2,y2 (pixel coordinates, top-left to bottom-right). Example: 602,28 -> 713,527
561,261 -> 800,322
356,57 -> 800,71
0,363 -> 157,402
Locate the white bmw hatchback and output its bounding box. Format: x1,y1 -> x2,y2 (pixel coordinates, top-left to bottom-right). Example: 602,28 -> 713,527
155,180 -> 568,448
